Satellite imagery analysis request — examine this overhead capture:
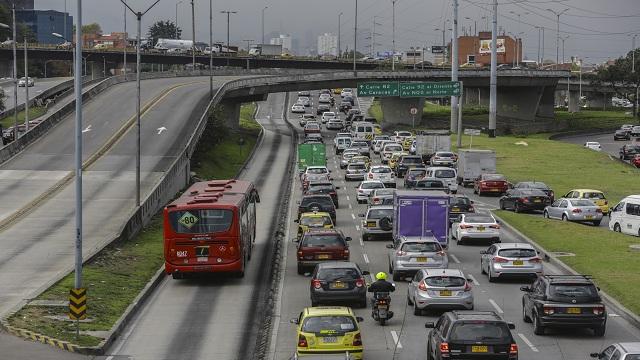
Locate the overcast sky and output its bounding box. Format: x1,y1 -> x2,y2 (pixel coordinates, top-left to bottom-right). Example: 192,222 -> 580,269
46,0 -> 639,63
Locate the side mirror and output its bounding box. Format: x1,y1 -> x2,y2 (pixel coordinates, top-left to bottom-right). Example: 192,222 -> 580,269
356,316 -> 364,322
358,213 -> 365,217
508,322 -> 516,330
362,270 -> 370,275
470,200 -> 475,204
293,219 -> 299,223
345,236 -> 352,241
479,250 -> 487,254
590,353 -> 600,358
520,286 -> 532,292
335,186 -> 341,190
290,318 -> 299,325
385,244 -> 394,249
424,322 -> 435,329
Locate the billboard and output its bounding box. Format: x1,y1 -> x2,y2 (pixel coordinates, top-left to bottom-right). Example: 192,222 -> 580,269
479,39 -> 505,54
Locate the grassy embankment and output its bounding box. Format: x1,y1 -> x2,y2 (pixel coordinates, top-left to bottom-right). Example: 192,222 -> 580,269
8,103 -> 261,346
0,106 -> 47,129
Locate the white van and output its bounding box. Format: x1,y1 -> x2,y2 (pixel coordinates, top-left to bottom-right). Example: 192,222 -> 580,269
426,167 -> 458,194
352,122 -> 374,142
609,195 -> 640,236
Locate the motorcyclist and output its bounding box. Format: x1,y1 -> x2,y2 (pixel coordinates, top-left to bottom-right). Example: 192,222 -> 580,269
368,272 -> 396,293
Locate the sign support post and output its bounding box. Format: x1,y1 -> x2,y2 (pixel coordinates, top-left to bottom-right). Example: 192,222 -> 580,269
456,82 -> 464,148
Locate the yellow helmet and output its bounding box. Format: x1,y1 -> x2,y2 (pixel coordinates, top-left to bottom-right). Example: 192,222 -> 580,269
376,272 -> 387,280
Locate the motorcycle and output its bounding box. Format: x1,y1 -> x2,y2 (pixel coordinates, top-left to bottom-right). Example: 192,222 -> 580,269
371,291 -> 394,325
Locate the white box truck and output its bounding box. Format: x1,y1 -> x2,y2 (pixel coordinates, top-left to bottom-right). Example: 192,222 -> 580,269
248,44 -> 283,57
414,130 -> 451,163
456,149 -> 496,186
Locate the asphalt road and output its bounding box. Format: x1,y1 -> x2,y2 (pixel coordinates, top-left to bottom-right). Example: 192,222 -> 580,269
1,77 -> 72,112
559,131 -> 635,162
0,75 -> 248,359
267,91 -> 640,360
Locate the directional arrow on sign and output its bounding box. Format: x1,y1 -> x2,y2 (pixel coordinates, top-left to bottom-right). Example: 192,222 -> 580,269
82,125 -> 92,133
157,126 -> 167,135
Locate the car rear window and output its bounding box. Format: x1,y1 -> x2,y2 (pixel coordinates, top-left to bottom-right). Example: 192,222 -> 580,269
302,316 -> 357,334
362,182 -> 384,189
434,169 -> 456,178
371,167 -> 391,173
375,189 -> 395,196
385,145 -> 403,151
450,197 -> 471,206
352,142 -> 368,147
520,189 -> 547,196
583,192 -> 605,199
301,234 -> 345,247
449,322 -> 512,342
317,267 -> 360,281
402,157 -> 423,164
169,209 -> 233,234
483,174 -> 505,181
401,242 -> 441,252
349,164 -> 366,170
308,184 -> 333,191
569,199 -> 596,206
367,208 -> 393,219
497,248 -> 537,258
436,152 -> 454,157
464,215 -> 494,223
306,124 -> 320,130
300,216 -> 332,227
415,180 -> 445,188
408,169 -> 426,176
424,276 -> 466,287
301,197 -> 334,207
307,168 -> 327,174
549,284 -> 599,298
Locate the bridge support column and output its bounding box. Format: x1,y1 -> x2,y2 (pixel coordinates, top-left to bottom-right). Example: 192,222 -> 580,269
218,94 -> 268,129
0,59 -> 11,78
568,90 -> 580,113
463,87 -> 483,106
585,92 -> 612,110
379,97 -> 425,127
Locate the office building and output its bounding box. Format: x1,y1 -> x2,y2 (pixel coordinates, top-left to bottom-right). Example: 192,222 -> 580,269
270,34 -> 292,53
16,9 -> 73,45
317,33 -> 337,57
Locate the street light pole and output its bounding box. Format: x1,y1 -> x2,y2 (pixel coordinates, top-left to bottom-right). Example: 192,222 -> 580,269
121,0 -> 161,207
209,0 -> 213,98
123,4 -> 127,78
23,38 -> 28,132
631,34 -> 638,118
561,35 -> 569,64
175,1 -> 183,39
261,7 -> 268,46
353,0 -> 358,76
337,12 -> 342,58
73,0 -> 83,298
12,3 -> 18,140
191,0 -> 195,69
220,10 -> 237,60
489,0 -> 498,138
391,0 -> 396,71
451,0 -> 459,133
547,8 -> 569,66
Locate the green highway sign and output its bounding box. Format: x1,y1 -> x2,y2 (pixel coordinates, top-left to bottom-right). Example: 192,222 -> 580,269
357,82 -> 399,97
399,81 -> 461,97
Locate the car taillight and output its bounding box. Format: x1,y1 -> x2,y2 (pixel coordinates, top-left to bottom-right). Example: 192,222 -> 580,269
298,334 -> 308,347
543,306 -> 555,315
549,191 -> 554,198
396,250 -> 407,256
297,251 -> 303,259
459,224 -> 473,229
464,281 -> 472,291
436,251 -> 446,257
353,333 -> 362,346
368,174 -> 373,179
468,206 -> 474,212
373,197 -> 379,203
489,224 -> 501,229
355,278 -> 365,287
418,281 -> 428,291
518,198 -> 529,203
593,306 -> 605,315
604,200 -> 608,205
440,342 -> 449,354
343,249 -> 350,257
494,256 -> 509,263
529,257 -> 542,263
572,208 -> 582,213
312,280 -> 322,289
596,208 -> 603,213
358,189 -> 364,193
510,343 -> 518,355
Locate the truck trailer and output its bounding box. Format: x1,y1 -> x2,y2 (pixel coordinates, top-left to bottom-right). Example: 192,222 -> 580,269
393,190 -> 450,248
456,149 -> 497,186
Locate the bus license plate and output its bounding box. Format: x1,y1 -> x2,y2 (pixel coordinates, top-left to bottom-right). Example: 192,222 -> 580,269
440,290 -> 452,296
472,345 -> 488,353
513,260 -> 524,266
567,307 -> 581,314
322,336 -> 338,343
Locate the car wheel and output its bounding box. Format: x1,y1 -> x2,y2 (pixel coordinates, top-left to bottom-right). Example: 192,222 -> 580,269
362,234 -> 369,242
481,260 -> 486,274
593,325 -> 606,337
392,272 -> 402,281
593,220 -> 601,226
297,263 -> 305,275
499,200 -> 505,210
562,214 -> 568,222
514,203 -> 521,213
407,291 -> 414,305
473,187 -> 478,195
543,211 -> 549,219
413,302 -> 422,316
488,267 -> 496,282
533,313 -> 546,335
614,223 -> 621,232
522,302 -> 532,323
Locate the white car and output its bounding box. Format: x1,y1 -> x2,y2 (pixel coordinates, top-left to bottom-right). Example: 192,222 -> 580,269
18,77 -> 34,87
326,119 -> 344,130
621,124 -> 634,133
366,165 -> 395,188
341,88 -> 353,97
318,93 -> 332,103
321,111 -> 336,124
298,96 -> 312,107
298,114 -> 316,126
373,140 -> 392,154
393,131 -> 413,143
291,104 -> 305,113
356,180 -> 385,203
381,142 -> 404,163
631,126 -> 640,137
336,132 -> 352,139
425,167 -> 458,194
584,141 -> 602,151
452,213 -> 501,245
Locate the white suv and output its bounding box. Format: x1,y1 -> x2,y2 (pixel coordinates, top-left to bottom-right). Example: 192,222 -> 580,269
321,111 -> 336,124
381,143 -> 404,163
426,167 -> 458,194
367,165 -> 395,188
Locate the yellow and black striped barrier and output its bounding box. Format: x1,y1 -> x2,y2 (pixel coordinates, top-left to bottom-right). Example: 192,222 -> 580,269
1,320 -> 80,352
69,288 -> 87,320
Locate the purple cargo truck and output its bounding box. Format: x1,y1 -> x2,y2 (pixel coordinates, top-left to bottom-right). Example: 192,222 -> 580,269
393,190 -> 450,247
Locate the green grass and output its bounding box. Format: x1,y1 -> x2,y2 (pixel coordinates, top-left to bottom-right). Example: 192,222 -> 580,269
453,134 -> 640,205
7,103 -> 261,347
554,109 -> 636,130
494,210 -> 640,316
368,99 -> 383,121
0,106 -> 47,128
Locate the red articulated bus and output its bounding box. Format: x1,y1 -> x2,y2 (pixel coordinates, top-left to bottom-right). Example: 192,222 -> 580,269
163,179 -> 260,279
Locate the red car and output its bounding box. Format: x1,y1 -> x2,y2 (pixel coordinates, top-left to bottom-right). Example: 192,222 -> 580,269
632,154 -> 640,168
474,173 -> 508,196
303,123 -> 320,135
295,229 -> 351,275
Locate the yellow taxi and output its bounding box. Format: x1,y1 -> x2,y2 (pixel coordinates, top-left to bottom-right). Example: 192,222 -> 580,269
333,88 -> 343,94
402,137 -> 415,151
291,306 -> 364,359
295,212 -> 334,239
348,155 -> 371,169
562,189 -> 610,214
373,124 -> 383,135
388,151 -> 409,171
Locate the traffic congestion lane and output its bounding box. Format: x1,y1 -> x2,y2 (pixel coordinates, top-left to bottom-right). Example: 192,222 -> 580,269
106,93 -> 294,360
272,90 -> 640,360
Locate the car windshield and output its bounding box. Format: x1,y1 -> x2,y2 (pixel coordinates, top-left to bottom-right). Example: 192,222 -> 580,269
569,199 -> 596,207
301,316 -> 357,334
464,215 -> 494,224
349,164 -> 366,170
371,167 -> 391,173
307,168 -> 327,174
401,242 -> 441,252
169,209 -> 233,234
450,197 -> 471,206
301,235 -> 345,247
549,284 -> 599,298
449,322 -> 512,342
317,267 -> 360,281
301,197 -> 334,207
483,174 -> 505,181
434,169 -> 456,178
300,216 -> 332,227
367,208 -> 393,219
424,276 -> 466,287
361,182 -> 384,189
497,248 -> 537,258
584,192 -> 605,199
415,180 -> 445,188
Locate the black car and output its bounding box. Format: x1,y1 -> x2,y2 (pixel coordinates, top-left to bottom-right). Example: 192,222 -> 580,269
499,189 -> 551,213
619,144 -> 640,160
298,195 -> 337,224
343,96 -> 355,106
513,181 -> 554,202
316,104 -> 331,115
415,179 -> 449,193
309,261 -> 369,307
521,274 -> 607,336
448,195 -> 475,224
306,181 -> 340,208
345,109 -> 361,122
614,129 -> 631,141
396,155 -> 425,177
404,167 -> 427,188
425,311 -> 518,360
339,101 -> 352,113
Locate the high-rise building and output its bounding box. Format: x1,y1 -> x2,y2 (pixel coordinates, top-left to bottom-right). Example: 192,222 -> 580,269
270,34 -> 292,53
317,33 -> 337,57
16,9 -> 73,45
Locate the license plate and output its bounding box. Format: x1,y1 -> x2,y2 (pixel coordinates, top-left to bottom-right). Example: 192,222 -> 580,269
367,221 -> 377,227
534,199 -> 541,203
513,260 -> 524,266
331,282 -> 346,289
477,226 -> 485,231
451,208 -> 460,212
567,307 -> 581,314
317,254 -> 330,259
197,257 -> 208,262
378,304 -> 388,310
322,336 -> 337,343
585,215 -> 593,219
416,257 -> 428,262
472,345 -> 488,353
491,188 -> 501,192
440,290 -> 452,296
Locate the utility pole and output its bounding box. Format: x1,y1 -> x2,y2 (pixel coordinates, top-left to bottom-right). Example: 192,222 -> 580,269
547,8 -> 569,66
535,26 -> 541,65
561,35 -> 569,64
391,0 -> 396,71
631,34 -> 638,118
12,3 -> 17,140
209,0 -> 213,98
121,0 -> 161,207
175,1 -> 183,39
541,27 -> 545,65
23,38 -> 28,132
489,0 -> 497,138
338,12 -> 343,58
73,0 -> 83,305
191,0 -> 196,69
451,0 -> 459,133
353,0 -> 358,76
372,16 -> 381,58
123,4 -> 127,77
221,10 -> 237,60
261,7 -> 268,46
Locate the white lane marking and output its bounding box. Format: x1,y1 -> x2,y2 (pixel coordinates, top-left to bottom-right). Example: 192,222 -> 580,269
517,333 -> 539,352
450,254 -> 461,264
346,195 -> 350,201
363,253 -> 370,263
156,126 -> 167,135
82,125 -> 92,133
348,203 -> 353,209
467,273 -> 480,286
610,313 -> 620,317
390,330 -> 403,349
359,238 -> 364,247
488,298 -> 504,314
355,225 -> 360,231
351,213 -> 356,219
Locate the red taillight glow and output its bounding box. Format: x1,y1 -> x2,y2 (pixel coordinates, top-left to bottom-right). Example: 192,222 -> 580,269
396,250 -> 407,256
543,306 -> 555,315
489,224 -> 501,229
529,257 -> 542,263
572,208 -> 582,213
353,333 -> 362,346
596,208 -> 603,213
510,343 -> 518,354
593,306 -> 605,315
418,281 -> 428,291
297,251 -> 303,259
368,174 -> 373,179
312,280 -> 322,289
459,224 -> 473,229
373,197 -> 379,203
355,278 -> 365,287
440,342 -> 450,354
464,281 -> 472,291
298,335 -> 308,347
494,256 -> 509,263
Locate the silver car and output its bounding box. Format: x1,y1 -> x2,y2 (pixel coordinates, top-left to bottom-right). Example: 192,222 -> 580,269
387,236 -> 448,281
480,243 -> 543,282
590,342 -> 640,360
430,151 -> 456,166
407,268 -> 474,315
452,213 -> 501,245
360,205 -> 394,241
368,188 -> 395,206
543,198 -> 604,226
339,150 -> 359,169
345,162 -> 368,181
355,180 -> 384,203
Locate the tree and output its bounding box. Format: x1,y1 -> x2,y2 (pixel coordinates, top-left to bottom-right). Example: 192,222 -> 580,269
592,49 -> 640,118
147,20 -> 181,45
81,22 -> 102,35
